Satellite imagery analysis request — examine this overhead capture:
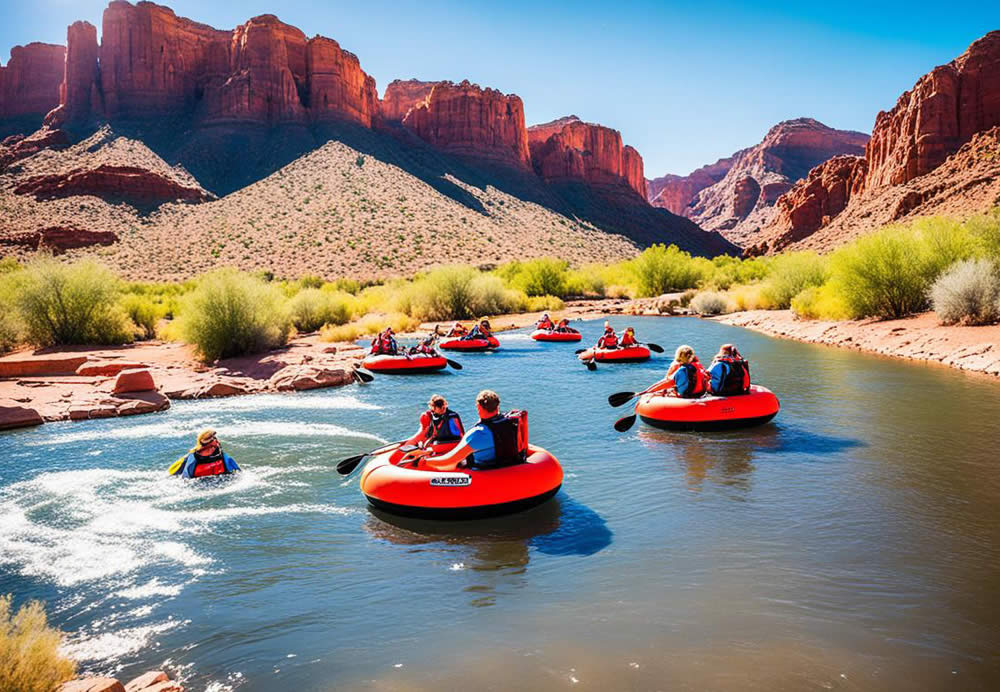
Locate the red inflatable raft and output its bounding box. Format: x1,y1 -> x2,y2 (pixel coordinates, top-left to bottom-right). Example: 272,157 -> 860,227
578,345 -> 651,362
532,328 -> 582,342
362,353 -> 448,374
360,443 -> 563,519
439,335 -> 499,352
635,384 -> 779,431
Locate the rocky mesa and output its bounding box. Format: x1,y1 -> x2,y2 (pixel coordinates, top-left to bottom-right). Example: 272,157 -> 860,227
753,31 -> 1000,253
0,42 -> 66,135
648,118 -> 868,246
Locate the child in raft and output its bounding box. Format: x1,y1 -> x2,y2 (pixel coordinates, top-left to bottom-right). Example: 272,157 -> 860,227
648,345 -> 709,398
404,394 -> 465,447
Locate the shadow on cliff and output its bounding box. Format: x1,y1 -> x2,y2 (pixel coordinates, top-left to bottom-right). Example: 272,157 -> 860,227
78,116 -> 735,255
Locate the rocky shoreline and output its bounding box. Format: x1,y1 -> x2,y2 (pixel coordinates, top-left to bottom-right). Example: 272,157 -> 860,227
715,310 -> 1000,378
60,669 -> 182,692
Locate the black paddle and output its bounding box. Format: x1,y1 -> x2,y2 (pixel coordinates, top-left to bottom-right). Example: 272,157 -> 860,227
645,343 -> 665,353
336,441 -> 402,475
575,348 -> 587,354
608,383 -> 663,408
352,368 -> 374,383
614,414 -> 637,432
445,358 -> 463,370
585,358 -> 597,371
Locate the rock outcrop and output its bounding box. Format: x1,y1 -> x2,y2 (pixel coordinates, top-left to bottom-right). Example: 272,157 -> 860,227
0,43 -> 66,128
400,80 -> 531,169
756,32 -> 1000,253
51,1 -> 380,129
15,164 -> 212,205
381,79 -> 438,122
59,669 -> 182,692
0,226 -> 119,253
112,367 -> 157,393
527,115 -> 647,199
647,156 -> 734,215
0,127 -> 71,170
674,118 -> 868,245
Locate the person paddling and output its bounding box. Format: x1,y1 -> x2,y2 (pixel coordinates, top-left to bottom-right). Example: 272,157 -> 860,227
405,394 -> 465,447
420,390 -> 524,471
708,343 -> 751,395
467,318 -> 493,340
371,327 -> 399,355
554,317 -> 572,332
619,327 -> 638,347
596,321 -> 619,350
172,429 -> 240,478
446,321 -> 468,338
410,332 -> 438,355
647,345 -> 708,399
536,313 -> 554,331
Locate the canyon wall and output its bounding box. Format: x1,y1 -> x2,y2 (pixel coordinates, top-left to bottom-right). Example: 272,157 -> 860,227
0,43 -> 66,126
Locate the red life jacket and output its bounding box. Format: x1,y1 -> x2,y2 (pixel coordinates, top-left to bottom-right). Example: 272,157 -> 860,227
620,332 -> 637,347
714,356 -> 751,395
677,362 -> 707,398
422,408 -> 465,443
599,332 -> 619,349
191,444 -> 227,477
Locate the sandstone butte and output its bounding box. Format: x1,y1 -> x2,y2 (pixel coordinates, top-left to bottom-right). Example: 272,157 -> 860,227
0,43 -> 65,125
754,30 -> 1000,253
527,115 -> 648,199
49,0 -> 380,129
646,118 -> 868,245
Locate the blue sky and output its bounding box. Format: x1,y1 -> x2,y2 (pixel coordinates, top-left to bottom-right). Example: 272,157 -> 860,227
4,1 -> 998,176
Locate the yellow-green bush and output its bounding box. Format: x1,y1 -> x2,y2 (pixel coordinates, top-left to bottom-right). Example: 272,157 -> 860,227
287,288 -> 352,332
725,283 -> 772,311
320,312 -> 420,342
0,594 -> 76,692
176,268 -> 291,361
13,257 -> 133,346
758,251 -> 828,309
705,254 -> 770,290
523,295 -> 565,312
498,258 -> 569,297
790,283 -> 851,320
966,208 -> 1000,260
120,294 -> 166,340
467,274 -> 522,316
626,244 -> 705,297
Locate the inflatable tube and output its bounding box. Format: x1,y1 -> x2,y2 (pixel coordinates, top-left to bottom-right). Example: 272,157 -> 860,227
360,444 -> 563,519
578,345 -> 651,363
439,335 -> 499,352
531,329 -> 582,342
362,353 -> 448,374
635,384 -> 779,431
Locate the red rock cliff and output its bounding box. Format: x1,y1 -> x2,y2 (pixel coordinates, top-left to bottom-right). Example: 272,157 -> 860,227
55,1 -> 379,128
382,79 -> 439,122
647,156 -> 734,215
527,116 -> 647,198
865,30 -> 1000,188
401,80 -> 531,168
0,43 -> 66,121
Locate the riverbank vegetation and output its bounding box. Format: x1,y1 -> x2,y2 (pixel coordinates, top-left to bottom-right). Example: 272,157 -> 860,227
0,595 -> 76,692
1,209 -> 997,360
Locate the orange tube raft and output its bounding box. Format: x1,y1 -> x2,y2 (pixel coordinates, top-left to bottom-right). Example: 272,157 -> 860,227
439,335 -> 499,351
359,444 -> 563,519
362,353 -> 448,374
635,384 -> 779,431
578,345 -> 651,362
532,329 -> 582,342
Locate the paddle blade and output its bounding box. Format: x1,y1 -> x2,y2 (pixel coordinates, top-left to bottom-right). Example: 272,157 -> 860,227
586,360 -> 597,371
574,349 -> 586,354
446,359 -> 463,370
646,343 -> 665,353
167,456 -> 186,476
336,454 -> 366,475
614,414 -> 637,432
608,391 -> 636,407
352,368 -> 374,383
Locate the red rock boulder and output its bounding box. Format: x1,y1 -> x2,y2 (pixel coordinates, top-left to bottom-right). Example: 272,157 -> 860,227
0,400 -> 45,430
76,360 -> 148,377
112,368 -> 156,394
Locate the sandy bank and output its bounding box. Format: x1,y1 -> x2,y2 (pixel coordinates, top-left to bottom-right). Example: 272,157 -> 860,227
715,310 -> 1000,377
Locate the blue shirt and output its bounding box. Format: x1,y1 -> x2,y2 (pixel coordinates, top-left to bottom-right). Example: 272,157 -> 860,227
673,364 -> 694,397
461,422 -> 496,465
709,361 -> 728,395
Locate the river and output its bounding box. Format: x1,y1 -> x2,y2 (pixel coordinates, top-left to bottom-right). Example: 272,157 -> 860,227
2,316 -> 999,691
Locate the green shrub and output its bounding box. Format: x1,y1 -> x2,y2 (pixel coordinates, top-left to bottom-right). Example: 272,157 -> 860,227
288,288 -> 353,332
408,266 -> 479,320
627,244 -> 704,297
790,283 -> 851,320
930,258 -> 1000,325
500,258 -> 569,297
689,291 -> 732,316
320,312 -> 420,342
759,251 -> 828,309
176,268 -> 291,361
564,266 -> 606,297
120,294 -> 165,340
467,274 -> 521,316
0,256 -> 20,274
524,295 -> 565,312
13,258 -> 132,346
706,255 -> 770,290
966,208 -> 1000,260
0,594 -> 76,692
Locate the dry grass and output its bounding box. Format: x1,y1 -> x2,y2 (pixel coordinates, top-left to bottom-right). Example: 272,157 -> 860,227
0,594 -> 76,692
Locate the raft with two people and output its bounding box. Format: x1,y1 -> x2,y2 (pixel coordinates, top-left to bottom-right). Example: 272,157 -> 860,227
531,313 -> 581,342
577,324 -> 663,369
609,343 -> 779,431
362,326 -> 463,374
338,390 -> 563,519
437,319 -> 500,352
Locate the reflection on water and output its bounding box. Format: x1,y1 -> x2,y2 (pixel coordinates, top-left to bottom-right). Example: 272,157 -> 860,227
3,317 -> 1000,690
